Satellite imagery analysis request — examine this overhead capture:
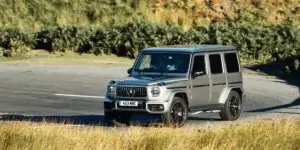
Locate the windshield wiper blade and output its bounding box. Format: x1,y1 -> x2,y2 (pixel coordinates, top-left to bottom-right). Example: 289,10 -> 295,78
159,70 -> 168,76
136,69 -> 144,76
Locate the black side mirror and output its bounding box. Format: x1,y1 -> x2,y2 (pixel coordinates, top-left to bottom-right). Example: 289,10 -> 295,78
127,68 -> 133,75
192,71 -> 204,78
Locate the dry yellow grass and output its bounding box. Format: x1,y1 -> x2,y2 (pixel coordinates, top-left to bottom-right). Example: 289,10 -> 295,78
1,0 -> 299,32
145,0 -> 300,29
0,119 -> 299,150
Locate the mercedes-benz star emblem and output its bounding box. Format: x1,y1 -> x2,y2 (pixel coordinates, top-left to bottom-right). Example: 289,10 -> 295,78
127,88 -> 135,96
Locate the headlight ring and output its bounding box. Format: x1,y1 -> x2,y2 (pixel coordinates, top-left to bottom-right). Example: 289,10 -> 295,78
151,87 -> 160,97
107,85 -> 116,95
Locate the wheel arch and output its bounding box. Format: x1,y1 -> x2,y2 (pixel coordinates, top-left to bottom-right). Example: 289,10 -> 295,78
231,88 -> 243,99
168,91 -> 189,107
218,87 -> 243,104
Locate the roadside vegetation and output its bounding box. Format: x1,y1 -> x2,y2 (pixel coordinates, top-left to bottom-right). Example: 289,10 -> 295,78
0,119 -> 299,150
0,0 -> 299,75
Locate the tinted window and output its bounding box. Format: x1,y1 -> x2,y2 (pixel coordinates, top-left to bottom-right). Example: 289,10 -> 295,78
209,54 -> 223,74
134,52 -> 191,73
224,53 -> 240,73
192,55 -> 206,74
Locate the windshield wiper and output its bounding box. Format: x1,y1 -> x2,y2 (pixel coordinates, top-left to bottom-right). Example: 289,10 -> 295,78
135,69 -> 144,76
159,70 -> 168,76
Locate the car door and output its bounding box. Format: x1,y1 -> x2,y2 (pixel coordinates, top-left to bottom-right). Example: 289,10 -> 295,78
207,53 -> 226,105
223,51 -> 242,85
189,53 -> 211,110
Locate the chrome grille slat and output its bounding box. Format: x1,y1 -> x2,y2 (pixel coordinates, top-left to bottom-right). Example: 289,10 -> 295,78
116,86 -> 147,97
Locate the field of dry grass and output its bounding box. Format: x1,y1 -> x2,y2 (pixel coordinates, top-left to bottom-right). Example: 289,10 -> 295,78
0,0 -> 299,31
0,119 -> 299,150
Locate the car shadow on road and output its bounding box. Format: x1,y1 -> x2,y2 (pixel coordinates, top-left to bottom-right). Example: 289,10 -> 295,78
247,97 -> 300,113
0,114 -> 222,127
244,63 -> 300,113
0,114 -> 109,126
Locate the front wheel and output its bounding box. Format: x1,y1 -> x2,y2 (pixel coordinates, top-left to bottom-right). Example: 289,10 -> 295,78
161,97 -> 188,127
219,91 -> 242,121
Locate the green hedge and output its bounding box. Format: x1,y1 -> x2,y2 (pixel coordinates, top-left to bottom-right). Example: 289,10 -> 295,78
0,20 -> 300,74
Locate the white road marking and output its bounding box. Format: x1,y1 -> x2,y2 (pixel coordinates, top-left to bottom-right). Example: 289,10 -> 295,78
55,93 -> 105,99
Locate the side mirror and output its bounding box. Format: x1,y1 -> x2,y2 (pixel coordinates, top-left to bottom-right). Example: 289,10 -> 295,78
192,71 -> 204,78
127,68 -> 133,75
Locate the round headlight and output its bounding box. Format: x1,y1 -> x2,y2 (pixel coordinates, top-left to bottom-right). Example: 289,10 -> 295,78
151,87 -> 160,97
107,85 -> 116,95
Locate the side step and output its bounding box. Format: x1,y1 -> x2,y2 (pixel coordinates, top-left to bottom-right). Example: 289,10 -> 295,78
189,110 -> 221,116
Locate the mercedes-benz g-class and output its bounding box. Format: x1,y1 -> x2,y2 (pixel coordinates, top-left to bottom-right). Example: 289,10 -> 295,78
104,45 -> 245,127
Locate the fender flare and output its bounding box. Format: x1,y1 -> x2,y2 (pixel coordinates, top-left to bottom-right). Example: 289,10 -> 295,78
167,89 -> 189,104
218,87 -> 243,104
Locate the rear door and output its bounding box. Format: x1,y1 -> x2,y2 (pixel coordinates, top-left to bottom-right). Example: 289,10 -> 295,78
207,53 -> 226,105
224,51 -> 242,85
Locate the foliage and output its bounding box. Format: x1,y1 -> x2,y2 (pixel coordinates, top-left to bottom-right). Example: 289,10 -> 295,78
0,0 -> 299,31
0,19 -> 299,74
0,28 -> 35,57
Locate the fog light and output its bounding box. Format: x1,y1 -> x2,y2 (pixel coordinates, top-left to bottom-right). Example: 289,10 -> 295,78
148,104 -> 164,111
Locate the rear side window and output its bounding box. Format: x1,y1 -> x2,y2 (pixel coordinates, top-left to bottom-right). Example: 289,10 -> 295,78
209,54 -> 223,74
224,53 -> 240,73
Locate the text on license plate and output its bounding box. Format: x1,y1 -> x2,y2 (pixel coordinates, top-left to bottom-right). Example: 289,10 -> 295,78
119,101 -> 138,106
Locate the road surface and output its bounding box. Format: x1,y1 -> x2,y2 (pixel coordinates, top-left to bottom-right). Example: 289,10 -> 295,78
0,63 -> 299,128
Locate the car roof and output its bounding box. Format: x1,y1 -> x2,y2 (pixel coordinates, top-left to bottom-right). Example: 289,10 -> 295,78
141,44 -> 236,53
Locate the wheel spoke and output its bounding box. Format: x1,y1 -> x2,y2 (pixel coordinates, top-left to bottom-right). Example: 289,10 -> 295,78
170,102 -> 186,126
229,95 -> 240,117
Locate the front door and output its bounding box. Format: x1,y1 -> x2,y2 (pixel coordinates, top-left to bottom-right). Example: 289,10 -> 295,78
190,54 -> 211,110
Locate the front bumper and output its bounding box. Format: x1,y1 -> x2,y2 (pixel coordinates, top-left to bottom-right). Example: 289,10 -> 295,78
104,98 -> 169,114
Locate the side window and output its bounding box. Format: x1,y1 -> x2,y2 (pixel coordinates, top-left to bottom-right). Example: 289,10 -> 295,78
224,52 -> 240,73
192,55 -> 206,74
209,54 -> 223,74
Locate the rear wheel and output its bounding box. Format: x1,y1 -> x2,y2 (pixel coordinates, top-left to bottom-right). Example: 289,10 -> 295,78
161,97 -> 188,127
219,91 -> 242,121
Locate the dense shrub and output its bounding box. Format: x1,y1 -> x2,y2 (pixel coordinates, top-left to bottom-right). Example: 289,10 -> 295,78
0,20 -> 299,74
0,28 -> 35,57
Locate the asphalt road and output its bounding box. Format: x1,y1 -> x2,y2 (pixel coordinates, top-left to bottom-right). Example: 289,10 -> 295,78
0,63 -> 299,127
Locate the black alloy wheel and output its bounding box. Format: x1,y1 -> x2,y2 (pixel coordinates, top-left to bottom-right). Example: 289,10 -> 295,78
229,94 -> 242,118
219,91 -> 242,121
162,97 -> 188,127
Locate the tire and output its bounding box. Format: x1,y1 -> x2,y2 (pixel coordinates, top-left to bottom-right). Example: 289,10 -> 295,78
219,90 -> 242,121
161,96 -> 188,127
104,111 -> 131,126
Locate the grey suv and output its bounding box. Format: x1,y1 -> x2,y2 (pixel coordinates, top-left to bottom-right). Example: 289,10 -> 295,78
104,45 -> 245,127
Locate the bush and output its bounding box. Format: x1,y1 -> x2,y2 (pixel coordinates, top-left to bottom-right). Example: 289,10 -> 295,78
0,20 -> 299,75
0,28 -> 35,57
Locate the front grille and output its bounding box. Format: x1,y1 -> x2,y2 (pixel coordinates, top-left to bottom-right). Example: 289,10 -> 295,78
114,98 -> 146,101
116,86 -> 147,97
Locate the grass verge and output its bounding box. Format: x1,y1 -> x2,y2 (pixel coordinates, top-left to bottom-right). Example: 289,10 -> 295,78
0,50 -> 134,67
0,50 -> 261,67
0,119 -> 299,150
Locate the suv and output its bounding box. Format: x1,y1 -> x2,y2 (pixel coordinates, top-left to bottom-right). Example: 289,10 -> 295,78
104,45 -> 245,127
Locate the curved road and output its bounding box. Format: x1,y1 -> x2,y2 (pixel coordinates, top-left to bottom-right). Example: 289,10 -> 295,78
0,64 -> 299,127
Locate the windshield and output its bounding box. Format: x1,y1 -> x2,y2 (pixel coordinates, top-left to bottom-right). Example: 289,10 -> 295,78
133,52 -> 191,74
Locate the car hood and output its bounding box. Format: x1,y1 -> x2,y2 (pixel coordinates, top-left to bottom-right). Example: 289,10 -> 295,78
115,75 -> 188,86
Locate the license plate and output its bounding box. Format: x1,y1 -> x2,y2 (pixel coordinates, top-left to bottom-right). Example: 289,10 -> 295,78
119,101 -> 138,107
